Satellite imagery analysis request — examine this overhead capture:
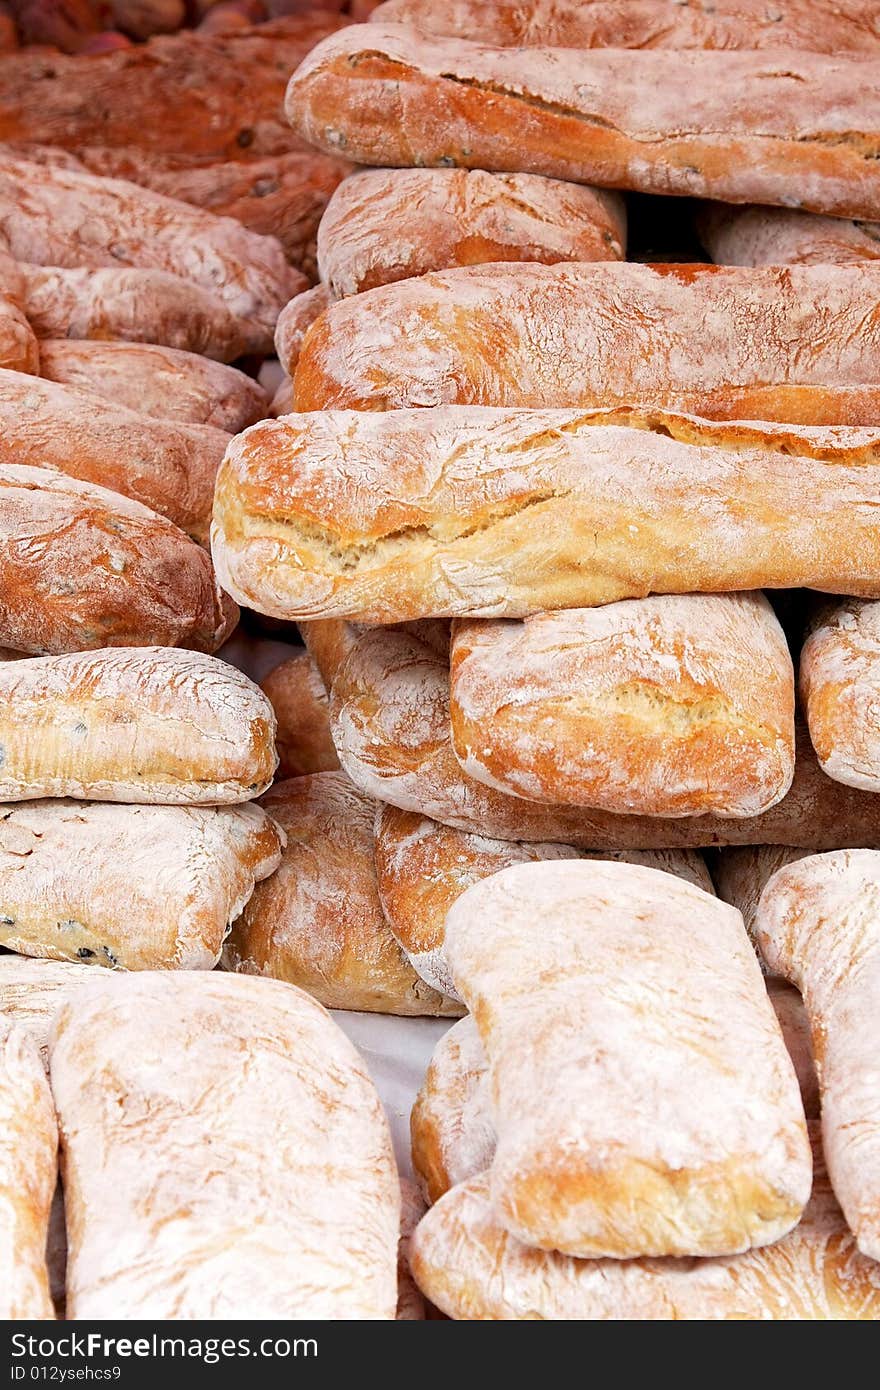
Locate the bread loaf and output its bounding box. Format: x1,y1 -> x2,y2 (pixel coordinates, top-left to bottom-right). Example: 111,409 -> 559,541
259,650 -> 339,778
698,203 -> 880,268
212,406 -> 880,623
0,465 -> 235,656
0,1025 -> 56,1320
800,598 -> 880,793
0,799 -> 283,970
374,804 -> 712,999
38,339 -> 267,432
0,647 -> 277,803
712,846 -> 810,956
444,859 -> 810,1257
292,261 -> 880,417
0,158 -> 301,342
275,283 -> 332,374
287,25 -> 880,220
49,971 -> 400,1319
371,0 -> 880,54
316,168 -> 625,300
223,772 -> 461,1015
450,595 -> 795,817
331,624 -> 880,849
0,369 -> 228,540
757,850 -> 880,1261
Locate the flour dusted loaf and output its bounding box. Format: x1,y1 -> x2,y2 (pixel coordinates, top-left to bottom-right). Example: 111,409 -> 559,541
213,407 -> 880,623
0,1025 -> 56,1320
38,339 -> 267,432
292,262 -> 880,420
371,0 -> 880,53
698,204 -> 880,268
287,25 -> 880,221
0,369 -> 228,539
224,772 -> 460,1016
450,595 -> 795,817
259,650 -> 339,779
800,599 -> 880,794
49,971 -> 400,1319
374,803 -> 712,1000
0,800 -> 282,970
444,859 -> 811,1257
0,466 -> 235,656
757,851 -> 880,1261
315,168 -> 625,300
331,624 -> 880,849
0,648 -> 276,803
712,846 -> 810,954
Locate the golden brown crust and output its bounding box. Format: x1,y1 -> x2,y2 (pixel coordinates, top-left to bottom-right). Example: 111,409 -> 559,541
293,261 -> 880,415
0,465 -> 235,656
287,25 -> 880,221
297,618 -> 367,690
211,407 -> 880,623
259,650 -> 340,779
223,772 -> 461,1015
0,1025 -> 56,1320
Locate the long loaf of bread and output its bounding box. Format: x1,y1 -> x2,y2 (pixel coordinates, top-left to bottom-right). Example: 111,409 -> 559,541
212,407 -> 880,622
286,25 -> 880,220
292,261 -> 880,417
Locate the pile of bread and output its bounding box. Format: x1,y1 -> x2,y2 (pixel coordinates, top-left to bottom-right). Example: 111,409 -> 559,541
4,0 -> 880,1322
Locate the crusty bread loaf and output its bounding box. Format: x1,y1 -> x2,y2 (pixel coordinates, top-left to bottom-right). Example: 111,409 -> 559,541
316,168 -> 625,300
712,846 -> 810,959
0,1025 -> 56,1320
450,595 -> 795,818
0,465 -> 235,656
0,369 -> 228,540
259,650 -> 339,778
38,339 -> 267,432
0,956 -> 97,1060
800,598 -> 880,794
757,851 -> 880,1261
374,804 -> 712,1000
444,860 -> 810,1258
287,25 -> 880,220
0,647 -> 277,803
223,772 -> 460,1015
698,204 -> 880,268
275,283 -> 332,374
292,262 -> 880,417
212,407 -> 880,623
0,800 -> 283,970
332,626 -> 880,850
0,16 -> 349,159
49,971 -> 399,1319
371,0 -> 880,54
0,158 -> 301,342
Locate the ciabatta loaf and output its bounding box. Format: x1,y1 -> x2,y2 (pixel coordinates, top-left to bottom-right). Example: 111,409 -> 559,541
801,599 -> 880,793
0,648 -> 276,803
287,26 -> 880,220
444,859 -> 811,1258
292,262 -> 880,418
50,971 -> 400,1319
223,773 -> 460,1016
0,800 -> 283,970
0,465 -> 235,656
0,1026 -> 56,1320
757,850 -> 880,1261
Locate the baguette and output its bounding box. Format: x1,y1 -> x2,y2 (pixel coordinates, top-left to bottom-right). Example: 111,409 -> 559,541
371,0 -> 880,54
757,850 -> 880,1261
698,203 -> 880,268
330,624 -> 880,849
450,595 -> 795,817
0,1026 -> 56,1320
212,406 -> 880,623
286,25 -> 880,220
0,800 -> 282,971
0,368 -> 228,540
49,971 -> 399,1319
800,598 -> 880,793
0,465 -> 235,656
292,261 -> 880,416
38,338 -> 267,432
223,772 -> 461,1016
444,859 -> 810,1258
0,647 -> 277,804
316,168 -> 625,300
259,650 -> 339,778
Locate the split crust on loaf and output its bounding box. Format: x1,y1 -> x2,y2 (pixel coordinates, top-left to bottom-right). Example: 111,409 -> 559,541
0,1025 -> 56,1319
